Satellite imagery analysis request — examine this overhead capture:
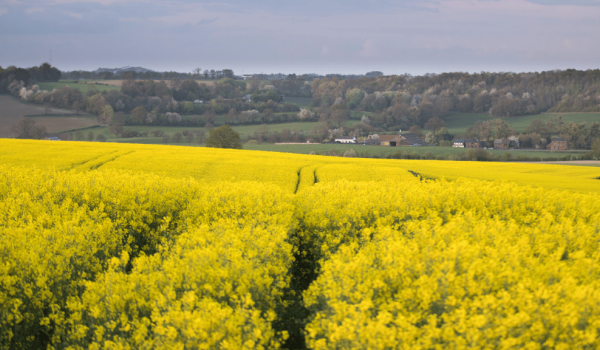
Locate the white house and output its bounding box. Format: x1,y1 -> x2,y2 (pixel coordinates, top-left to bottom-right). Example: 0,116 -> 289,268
453,139 -> 465,148
335,136 -> 357,144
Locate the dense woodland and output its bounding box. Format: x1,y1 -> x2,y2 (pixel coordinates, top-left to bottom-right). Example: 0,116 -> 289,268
311,69 -> 600,122
3,64 -> 600,149
0,63 -> 61,88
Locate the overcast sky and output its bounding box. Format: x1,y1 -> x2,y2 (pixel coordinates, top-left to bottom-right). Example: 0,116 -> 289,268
0,0 -> 599,75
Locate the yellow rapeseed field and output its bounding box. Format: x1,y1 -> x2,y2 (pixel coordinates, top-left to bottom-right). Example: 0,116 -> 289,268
1,138 -> 600,349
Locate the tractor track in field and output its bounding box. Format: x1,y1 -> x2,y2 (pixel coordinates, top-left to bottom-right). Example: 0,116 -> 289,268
67,151 -> 118,171
294,166 -> 307,194
89,151 -> 134,170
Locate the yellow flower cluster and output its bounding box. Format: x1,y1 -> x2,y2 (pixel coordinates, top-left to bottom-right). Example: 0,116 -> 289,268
0,166 -> 293,349
0,166 -> 201,348
65,183 -> 295,349
2,139 -> 600,349
302,179 -> 600,349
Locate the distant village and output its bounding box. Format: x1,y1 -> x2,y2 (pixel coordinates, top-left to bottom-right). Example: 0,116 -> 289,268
333,133 -> 569,151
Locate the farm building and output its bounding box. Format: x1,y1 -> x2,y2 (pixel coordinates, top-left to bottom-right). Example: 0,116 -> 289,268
453,139 -> 465,148
372,132 -> 426,147
547,138 -> 568,151
378,134 -> 403,146
494,139 -> 510,150
465,139 -> 486,148
335,136 -> 357,144
400,132 -> 427,146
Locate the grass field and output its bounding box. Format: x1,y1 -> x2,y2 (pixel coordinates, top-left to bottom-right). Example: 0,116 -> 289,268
430,111 -> 600,136
79,118 -> 362,144
283,96 -> 312,107
36,81 -> 121,94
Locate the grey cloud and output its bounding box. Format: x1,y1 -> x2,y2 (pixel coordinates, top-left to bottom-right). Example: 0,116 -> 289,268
1,0 -> 598,75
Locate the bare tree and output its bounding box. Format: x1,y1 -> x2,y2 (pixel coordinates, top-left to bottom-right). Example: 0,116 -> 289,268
11,118 -> 47,139
173,132 -> 183,144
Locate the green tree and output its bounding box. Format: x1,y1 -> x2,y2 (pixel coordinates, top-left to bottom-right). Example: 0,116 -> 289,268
330,104 -> 349,128
592,138 -> 600,159
424,117 -> 446,132
587,122 -> 600,148
109,123 -> 124,137
205,125 -> 242,149
524,119 -> 552,138
130,106 -> 147,124
173,132 -> 183,144
87,131 -> 94,141
493,119 -> 515,139
100,105 -> 114,125
182,101 -> 194,114
96,134 -> 106,142
345,88 -> 365,109
409,125 -> 422,136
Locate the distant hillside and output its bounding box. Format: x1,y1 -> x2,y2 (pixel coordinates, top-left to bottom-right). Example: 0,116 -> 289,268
93,66 -> 155,75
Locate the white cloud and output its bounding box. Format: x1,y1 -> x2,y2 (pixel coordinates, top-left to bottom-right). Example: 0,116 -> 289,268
0,8 -> 7,16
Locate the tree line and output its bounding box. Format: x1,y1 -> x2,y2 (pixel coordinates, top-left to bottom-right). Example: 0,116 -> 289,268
61,68 -> 235,81
306,69 -> 600,129
0,63 -> 61,92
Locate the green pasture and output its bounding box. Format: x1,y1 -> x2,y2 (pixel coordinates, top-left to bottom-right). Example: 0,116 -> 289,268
229,120 -> 358,136
80,119 -> 359,143
426,112 -> 600,136
502,113 -> 600,132
64,126 -> 201,145
283,97 -> 312,107
36,81 -> 120,94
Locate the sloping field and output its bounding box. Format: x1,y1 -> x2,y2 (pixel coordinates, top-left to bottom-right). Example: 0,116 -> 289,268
437,111 -> 600,135
0,95 -> 51,137
0,95 -> 90,137
2,139 -> 600,349
31,116 -> 98,133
